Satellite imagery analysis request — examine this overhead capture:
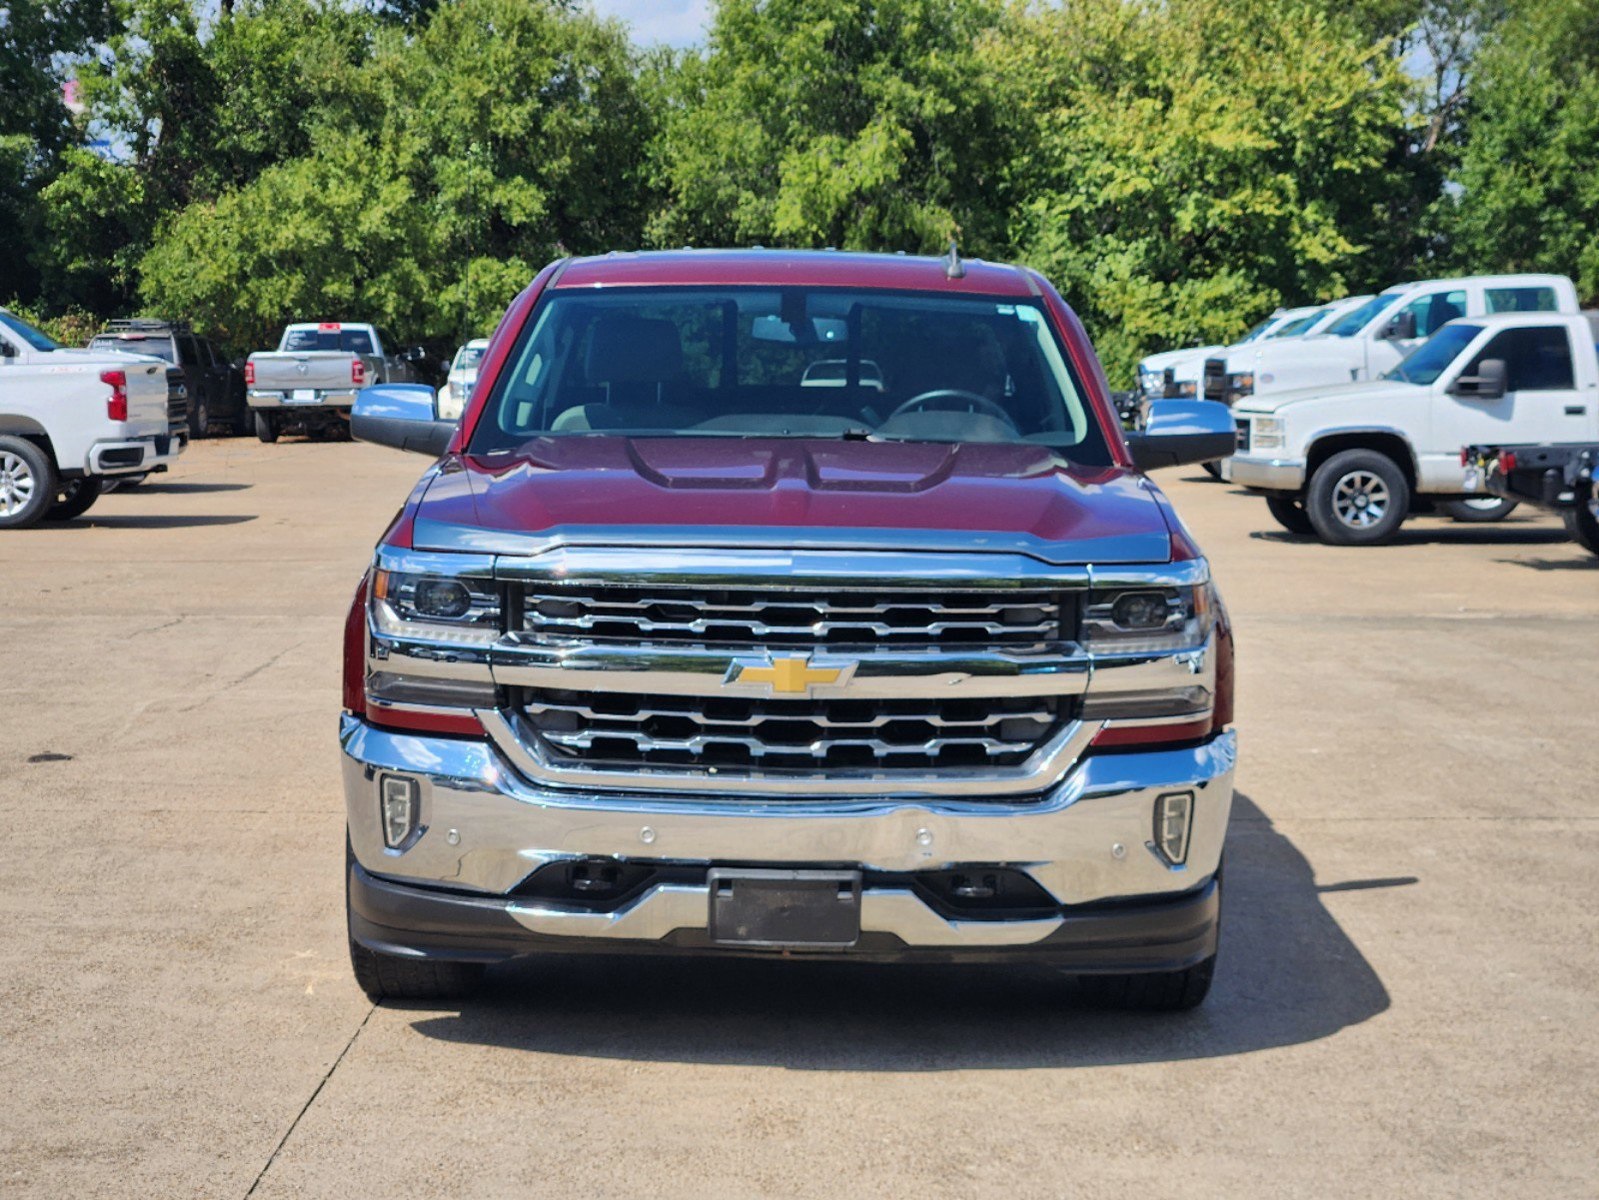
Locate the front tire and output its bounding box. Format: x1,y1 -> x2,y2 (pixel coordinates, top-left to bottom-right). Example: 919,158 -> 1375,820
1565,501 -> 1599,558
349,938 -> 486,1003
1078,955 -> 1216,1011
1440,496 -> 1519,523
189,397 -> 210,439
345,840 -> 484,1002
1201,460 -> 1222,479
0,436 -> 56,529
46,477 -> 103,521
1305,449 -> 1409,545
1265,494 -> 1315,535
254,411 -> 278,443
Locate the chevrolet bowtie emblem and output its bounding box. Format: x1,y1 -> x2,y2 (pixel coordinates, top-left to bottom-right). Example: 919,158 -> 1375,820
727,655 -> 855,695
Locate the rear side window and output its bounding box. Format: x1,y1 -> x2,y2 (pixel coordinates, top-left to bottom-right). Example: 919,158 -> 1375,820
177,335 -> 201,365
1396,290 -> 1466,338
1486,287 -> 1557,314
1470,326 -> 1575,390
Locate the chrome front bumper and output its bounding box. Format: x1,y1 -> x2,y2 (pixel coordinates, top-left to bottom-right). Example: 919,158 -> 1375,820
342,716 -> 1235,959
1229,455 -> 1306,491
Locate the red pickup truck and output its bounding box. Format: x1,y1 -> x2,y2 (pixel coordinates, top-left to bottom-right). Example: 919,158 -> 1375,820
341,250 -> 1239,1010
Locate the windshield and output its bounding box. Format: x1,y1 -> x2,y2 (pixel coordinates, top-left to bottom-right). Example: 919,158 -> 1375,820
0,310 -> 60,351
1326,293 -> 1400,338
89,334 -> 175,362
469,287 -> 1110,460
283,328 -> 375,354
1386,323 -> 1481,385
1237,317 -> 1277,344
1268,309 -> 1327,339
451,345 -> 487,374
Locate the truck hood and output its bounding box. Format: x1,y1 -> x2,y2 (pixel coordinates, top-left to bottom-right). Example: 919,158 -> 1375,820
1226,337 -> 1360,389
406,438 -> 1177,565
1140,344 -> 1222,373
1234,379 -> 1416,415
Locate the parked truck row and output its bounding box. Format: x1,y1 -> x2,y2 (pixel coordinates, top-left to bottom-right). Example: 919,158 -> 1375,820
1131,272 -> 1599,553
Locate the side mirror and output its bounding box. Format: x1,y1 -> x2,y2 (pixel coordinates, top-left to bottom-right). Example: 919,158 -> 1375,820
1124,399 -> 1238,472
401,345 -> 429,364
352,384 -> 456,455
1449,358 -> 1507,400
1383,311 -> 1418,341
0,339 -> 15,359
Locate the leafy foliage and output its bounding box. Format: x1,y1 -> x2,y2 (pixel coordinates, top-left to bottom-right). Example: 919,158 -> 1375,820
1443,0 -> 1599,302
2,0 -> 1592,382
999,0 -> 1420,381
651,0 -> 1017,253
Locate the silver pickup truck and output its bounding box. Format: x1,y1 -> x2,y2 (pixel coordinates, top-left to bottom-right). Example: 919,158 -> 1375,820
246,322 -> 425,443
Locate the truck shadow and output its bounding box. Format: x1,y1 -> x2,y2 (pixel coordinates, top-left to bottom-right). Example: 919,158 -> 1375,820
406,794 -> 1393,1069
31,514 -> 258,530
1249,526 -> 1568,547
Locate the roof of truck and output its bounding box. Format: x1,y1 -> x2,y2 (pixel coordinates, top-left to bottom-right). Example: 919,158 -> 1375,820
553,249 -> 1039,297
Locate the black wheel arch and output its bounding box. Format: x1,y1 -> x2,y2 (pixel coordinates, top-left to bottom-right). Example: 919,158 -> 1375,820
1305,431 -> 1417,494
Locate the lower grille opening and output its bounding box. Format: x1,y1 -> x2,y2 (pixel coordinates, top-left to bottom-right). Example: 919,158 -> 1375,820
519,688 -> 1070,773
509,859 -> 1063,920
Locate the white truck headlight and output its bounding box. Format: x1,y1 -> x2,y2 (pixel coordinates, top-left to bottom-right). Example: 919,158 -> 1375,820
1251,416 -> 1286,451
436,384 -> 463,421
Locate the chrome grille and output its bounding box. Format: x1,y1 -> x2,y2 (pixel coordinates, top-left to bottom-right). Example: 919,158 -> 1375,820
522,689 -> 1068,771
522,586 -> 1066,649
166,368 -> 189,431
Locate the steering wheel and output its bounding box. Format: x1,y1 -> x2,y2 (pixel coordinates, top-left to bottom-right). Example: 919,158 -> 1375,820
885,388 -> 1018,431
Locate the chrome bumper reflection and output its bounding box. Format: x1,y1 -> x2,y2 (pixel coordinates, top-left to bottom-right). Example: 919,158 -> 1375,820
341,716 -> 1236,914
1230,456 -> 1306,491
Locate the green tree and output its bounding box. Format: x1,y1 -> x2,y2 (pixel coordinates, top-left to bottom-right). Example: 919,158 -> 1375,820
999,0 -> 1419,383
651,0 -> 1017,253
0,0 -> 118,302
139,0 -> 656,347
1443,0 -> 1599,301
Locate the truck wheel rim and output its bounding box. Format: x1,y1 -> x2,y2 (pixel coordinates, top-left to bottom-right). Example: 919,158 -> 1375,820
0,451 -> 36,516
1460,497 -> 1504,512
1332,470 -> 1389,529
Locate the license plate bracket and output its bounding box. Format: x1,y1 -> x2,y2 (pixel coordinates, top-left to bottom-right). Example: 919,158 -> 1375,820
708,869 -> 861,948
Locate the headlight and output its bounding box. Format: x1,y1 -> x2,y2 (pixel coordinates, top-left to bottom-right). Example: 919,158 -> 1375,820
1227,372 -> 1254,398
1083,582 -> 1213,655
1175,380 -> 1198,398
436,384 -> 462,421
1139,370 -> 1165,397
372,569 -> 500,645
1251,416 -> 1286,451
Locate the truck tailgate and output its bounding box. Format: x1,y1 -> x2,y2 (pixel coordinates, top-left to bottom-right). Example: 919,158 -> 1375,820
250,352 -> 358,393
124,362 -> 170,438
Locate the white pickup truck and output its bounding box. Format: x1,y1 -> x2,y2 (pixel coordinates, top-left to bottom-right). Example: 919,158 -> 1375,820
1139,298 -> 1374,402
246,322 -> 425,442
1230,311 -> 1599,544
0,308 -> 181,529
1205,273 -> 1581,406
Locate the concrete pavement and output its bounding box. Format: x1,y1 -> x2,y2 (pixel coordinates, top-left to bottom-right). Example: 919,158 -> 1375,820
1,437 -> 1594,1197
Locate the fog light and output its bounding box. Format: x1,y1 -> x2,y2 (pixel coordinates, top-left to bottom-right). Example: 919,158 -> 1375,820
380,775 -> 420,849
1154,791 -> 1193,865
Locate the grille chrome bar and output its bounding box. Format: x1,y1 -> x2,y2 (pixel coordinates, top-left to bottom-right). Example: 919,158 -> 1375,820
522,586 -> 1066,649
521,689 -> 1065,771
